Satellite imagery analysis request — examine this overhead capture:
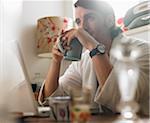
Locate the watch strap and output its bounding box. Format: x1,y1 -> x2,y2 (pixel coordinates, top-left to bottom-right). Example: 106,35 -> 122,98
89,44 -> 105,58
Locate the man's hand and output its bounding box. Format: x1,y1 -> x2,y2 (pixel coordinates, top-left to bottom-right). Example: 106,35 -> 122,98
52,42 -> 64,63
61,28 -> 99,51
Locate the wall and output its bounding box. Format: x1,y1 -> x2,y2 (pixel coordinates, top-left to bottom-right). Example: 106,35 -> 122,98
21,0 -> 73,83
1,0 -> 23,87
0,0 -> 24,110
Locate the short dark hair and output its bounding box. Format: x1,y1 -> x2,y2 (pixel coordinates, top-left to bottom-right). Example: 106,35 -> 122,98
74,0 -> 122,39
74,0 -> 115,20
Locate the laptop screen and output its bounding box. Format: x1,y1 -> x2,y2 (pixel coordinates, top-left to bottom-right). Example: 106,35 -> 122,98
1,40 -> 37,115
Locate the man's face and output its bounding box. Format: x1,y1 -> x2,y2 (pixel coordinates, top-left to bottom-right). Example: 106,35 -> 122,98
75,6 -> 106,40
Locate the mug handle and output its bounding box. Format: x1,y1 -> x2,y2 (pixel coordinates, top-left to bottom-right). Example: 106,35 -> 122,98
57,36 -> 66,54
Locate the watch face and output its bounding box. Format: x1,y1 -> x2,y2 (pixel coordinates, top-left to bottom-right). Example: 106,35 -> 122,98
97,44 -> 105,54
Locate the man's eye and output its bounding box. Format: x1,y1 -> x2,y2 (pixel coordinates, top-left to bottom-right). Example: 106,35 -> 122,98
84,14 -> 97,22
75,18 -> 81,25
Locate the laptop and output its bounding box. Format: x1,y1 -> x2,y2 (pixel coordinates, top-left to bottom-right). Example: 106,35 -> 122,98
3,40 -> 38,116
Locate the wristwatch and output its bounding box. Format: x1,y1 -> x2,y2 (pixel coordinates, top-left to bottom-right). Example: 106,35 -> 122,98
89,44 -> 105,58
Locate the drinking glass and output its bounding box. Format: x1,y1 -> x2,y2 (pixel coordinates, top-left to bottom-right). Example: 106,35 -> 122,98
115,61 -> 139,120
110,38 -> 140,120
70,87 -> 91,123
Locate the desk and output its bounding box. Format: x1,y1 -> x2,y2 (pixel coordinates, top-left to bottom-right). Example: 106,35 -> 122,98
23,115 -> 149,123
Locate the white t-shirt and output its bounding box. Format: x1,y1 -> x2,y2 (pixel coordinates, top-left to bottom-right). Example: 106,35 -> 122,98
39,34 -> 149,115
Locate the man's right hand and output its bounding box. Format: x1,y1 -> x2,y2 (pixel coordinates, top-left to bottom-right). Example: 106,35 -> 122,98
52,42 -> 64,63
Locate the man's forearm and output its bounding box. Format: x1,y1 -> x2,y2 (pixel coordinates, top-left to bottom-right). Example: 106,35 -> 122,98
92,54 -> 112,87
44,59 -> 61,97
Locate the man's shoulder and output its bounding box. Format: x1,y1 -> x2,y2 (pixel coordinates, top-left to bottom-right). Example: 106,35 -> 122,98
111,34 -> 149,62
114,33 -> 149,47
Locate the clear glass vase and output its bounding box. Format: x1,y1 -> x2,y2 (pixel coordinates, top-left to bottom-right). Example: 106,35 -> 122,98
115,61 -> 139,120
110,36 -> 140,121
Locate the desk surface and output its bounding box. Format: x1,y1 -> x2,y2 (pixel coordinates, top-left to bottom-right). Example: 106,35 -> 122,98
23,115 -> 149,123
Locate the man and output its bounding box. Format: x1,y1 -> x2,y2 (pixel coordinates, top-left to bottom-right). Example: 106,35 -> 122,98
39,0 -> 149,115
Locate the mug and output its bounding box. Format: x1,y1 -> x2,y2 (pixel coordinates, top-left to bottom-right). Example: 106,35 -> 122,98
48,96 -> 71,121
58,37 -> 83,61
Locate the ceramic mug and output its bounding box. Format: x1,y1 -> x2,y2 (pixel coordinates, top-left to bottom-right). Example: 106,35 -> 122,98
48,96 -> 71,121
58,37 -> 83,61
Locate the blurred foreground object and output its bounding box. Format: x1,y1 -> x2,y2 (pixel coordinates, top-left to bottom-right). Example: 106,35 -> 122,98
111,35 -> 141,120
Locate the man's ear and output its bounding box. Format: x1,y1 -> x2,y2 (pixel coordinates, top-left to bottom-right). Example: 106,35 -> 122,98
104,14 -> 115,29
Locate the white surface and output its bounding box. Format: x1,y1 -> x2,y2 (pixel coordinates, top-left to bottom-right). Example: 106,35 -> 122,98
0,0 -> 24,112
105,0 -> 142,19
4,0 -> 23,43
2,40 -> 37,114
124,25 -> 150,41
38,106 -> 51,112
